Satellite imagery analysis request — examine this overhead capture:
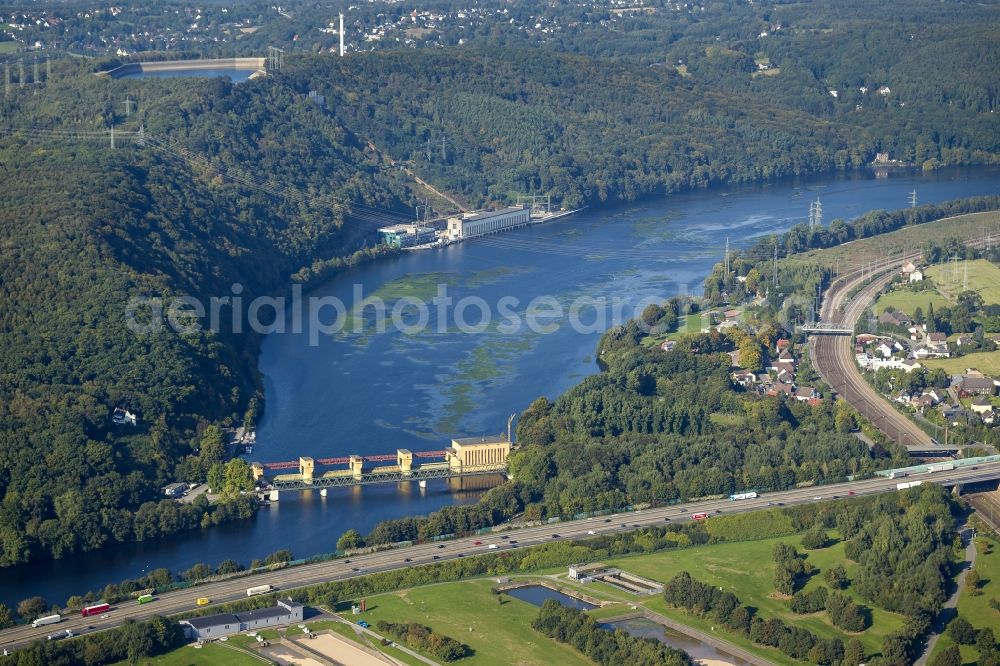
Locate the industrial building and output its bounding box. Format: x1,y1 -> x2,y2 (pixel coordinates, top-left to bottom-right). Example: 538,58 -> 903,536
568,563 -> 663,595
446,207 -> 530,239
180,598 -> 304,640
377,223 -> 437,248
447,435 -> 511,470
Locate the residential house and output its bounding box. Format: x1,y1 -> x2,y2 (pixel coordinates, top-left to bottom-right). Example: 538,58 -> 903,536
955,335 -> 974,347
660,340 -> 676,352
878,310 -> 911,327
731,370 -> 756,388
909,269 -> 924,283
956,374 -> 998,397
766,382 -> 795,397
794,386 -> 818,402
970,396 -> 994,415
912,394 -> 937,411
927,332 -> 947,345
112,407 -> 137,426
875,342 -> 894,358
908,324 -> 926,341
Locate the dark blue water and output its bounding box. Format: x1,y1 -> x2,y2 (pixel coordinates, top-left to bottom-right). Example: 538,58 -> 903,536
2,166 -> 997,608
506,585 -> 597,610
119,67 -> 255,82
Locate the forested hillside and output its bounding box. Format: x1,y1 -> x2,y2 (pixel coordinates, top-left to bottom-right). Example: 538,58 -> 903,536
0,63 -> 407,565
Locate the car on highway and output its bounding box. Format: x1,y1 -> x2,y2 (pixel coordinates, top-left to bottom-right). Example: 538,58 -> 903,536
196,598 -> 210,606
351,567 -> 360,572
474,540 -> 483,545
814,496 -> 822,500
458,553 -> 465,557
344,559 -> 351,563
551,534 -> 560,538
587,530 -> 596,535
358,621 -> 369,628
437,544 -> 445,549
604,518 -> 612,523
848,491 -> 855,496
404,557 -> 412,562
501,535 -> 509,540
509,539 -> 517,544
432,555 -> 439,560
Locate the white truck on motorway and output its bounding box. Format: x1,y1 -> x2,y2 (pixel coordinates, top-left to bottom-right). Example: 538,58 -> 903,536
888,471 -> 907,479
927,462 -> 955,473
729,491 -> 758,501
896,481 -> 924,490
32,614 -> 61,628
246,584 -> 274,597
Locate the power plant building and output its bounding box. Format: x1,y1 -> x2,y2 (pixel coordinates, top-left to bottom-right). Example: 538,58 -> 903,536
378,224 -> 436,248
447,207 -> 530,239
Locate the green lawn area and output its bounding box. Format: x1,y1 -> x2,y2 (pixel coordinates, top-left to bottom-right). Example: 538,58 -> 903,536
929,534 -> 1000,664
781,211 -> 1000,272
350,578 -> 593,665
926,259 -> 1000,305
924,349 -> 1000,376
115,642 -> 265,666
0,41 -> 18,54
874,288 -> 951,315
600,534 -> 906,659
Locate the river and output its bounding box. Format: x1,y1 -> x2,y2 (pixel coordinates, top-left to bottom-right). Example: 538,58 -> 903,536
2,166 -> 997,608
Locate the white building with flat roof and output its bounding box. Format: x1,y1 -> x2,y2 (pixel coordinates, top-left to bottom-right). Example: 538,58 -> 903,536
447,207 -> 530,239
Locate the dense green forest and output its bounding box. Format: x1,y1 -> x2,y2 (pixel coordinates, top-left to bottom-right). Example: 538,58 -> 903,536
0,63 -> 410,566
0,0 -> 997,568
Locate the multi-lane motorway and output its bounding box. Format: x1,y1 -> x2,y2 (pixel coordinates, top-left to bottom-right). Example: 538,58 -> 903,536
4,462 -> 1000,651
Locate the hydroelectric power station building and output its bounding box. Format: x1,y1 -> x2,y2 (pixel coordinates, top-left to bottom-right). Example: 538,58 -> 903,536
377,223 -> 437,248
447,206 -> 530,240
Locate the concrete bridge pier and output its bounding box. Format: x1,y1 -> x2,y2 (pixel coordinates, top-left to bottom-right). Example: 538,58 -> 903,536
300,457 -> 315,484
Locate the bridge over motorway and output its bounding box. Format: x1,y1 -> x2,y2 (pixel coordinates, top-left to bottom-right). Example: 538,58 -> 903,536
251,435 -> 511,496
3,461 -> 999,652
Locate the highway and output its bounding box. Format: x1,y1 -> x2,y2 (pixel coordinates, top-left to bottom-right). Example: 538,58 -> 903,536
4,462 -> 1000,652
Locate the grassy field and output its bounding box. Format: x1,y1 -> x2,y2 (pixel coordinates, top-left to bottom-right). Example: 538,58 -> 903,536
926,259 -> 1000,305
601,534 -> 905,657
345,578 -> 593,666
929,534 -> 1000,664
873,287 -> 951,315
924,349 -> 1000,376
114,641 -> 266,666
782,211 -> 1000,271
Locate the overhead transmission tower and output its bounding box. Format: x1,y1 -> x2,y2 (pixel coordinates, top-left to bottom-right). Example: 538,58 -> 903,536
808,198 -> 822,229
267,47 -> 284,73
909,189 -> 918,208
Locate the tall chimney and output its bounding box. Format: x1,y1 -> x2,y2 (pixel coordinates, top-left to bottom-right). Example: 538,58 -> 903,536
339,13 -> 345,57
